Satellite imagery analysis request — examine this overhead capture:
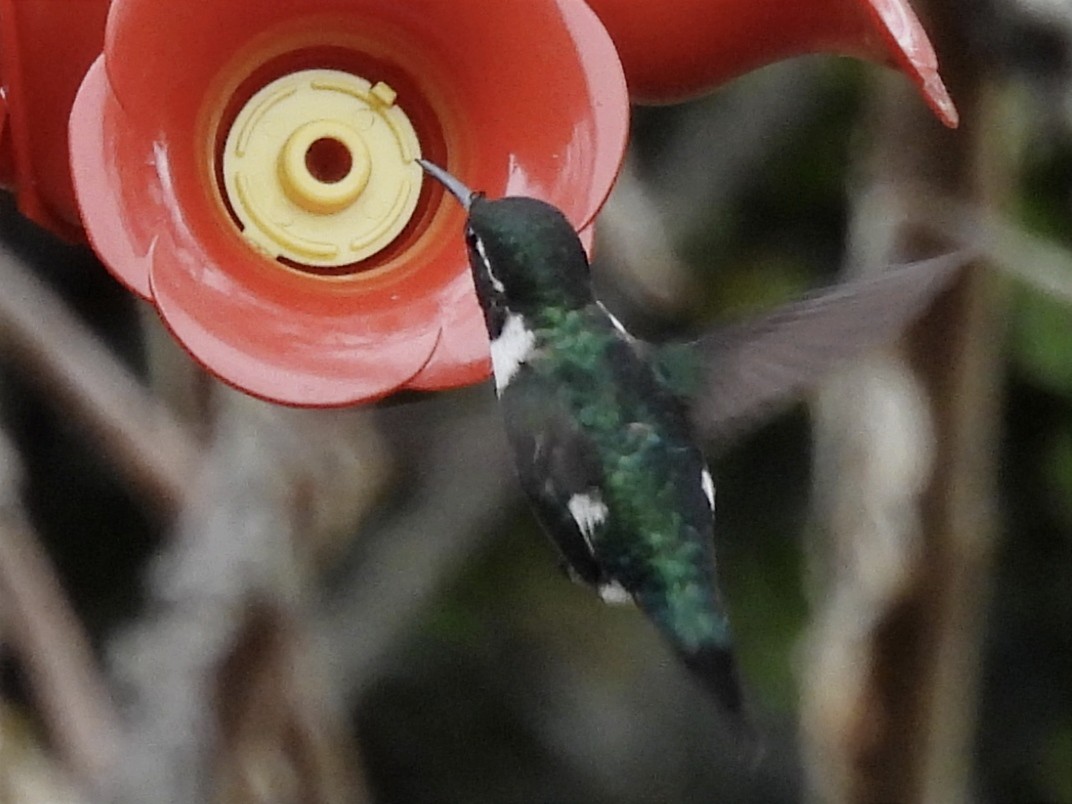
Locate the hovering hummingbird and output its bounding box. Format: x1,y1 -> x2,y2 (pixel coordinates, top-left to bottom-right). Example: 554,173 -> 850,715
418,158 -> 964,716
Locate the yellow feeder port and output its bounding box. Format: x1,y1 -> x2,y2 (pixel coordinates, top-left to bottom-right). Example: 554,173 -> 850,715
221,69 -> 423,268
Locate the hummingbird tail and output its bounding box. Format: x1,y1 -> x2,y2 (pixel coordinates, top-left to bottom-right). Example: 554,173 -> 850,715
679,644 -> 765,761
679,643 -> 744,716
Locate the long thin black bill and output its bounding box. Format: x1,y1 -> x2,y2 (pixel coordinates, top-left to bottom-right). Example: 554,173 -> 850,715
416,158 -> 475,210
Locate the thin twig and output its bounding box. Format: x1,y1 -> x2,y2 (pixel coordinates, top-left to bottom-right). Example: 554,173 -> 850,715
0,427 -> 120,790
0,244 -> 199,512
895,181 -> 1072,304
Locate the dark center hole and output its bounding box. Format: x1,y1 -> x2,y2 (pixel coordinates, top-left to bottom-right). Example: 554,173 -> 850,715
305,137 -> 353,184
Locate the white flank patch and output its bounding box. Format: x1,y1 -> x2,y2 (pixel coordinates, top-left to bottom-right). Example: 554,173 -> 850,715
469,230 -> 505,294
567,491 -> 609,552
490,312 -> 535,394
597,581 -> 632,605
701,468 -> 715,510
597,301 -> 631,339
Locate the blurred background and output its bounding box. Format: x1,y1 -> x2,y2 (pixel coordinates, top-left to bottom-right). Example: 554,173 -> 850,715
1,2 -> 1070,803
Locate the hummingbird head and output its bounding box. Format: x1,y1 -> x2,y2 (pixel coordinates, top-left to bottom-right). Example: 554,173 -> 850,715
418,159 -> 593,316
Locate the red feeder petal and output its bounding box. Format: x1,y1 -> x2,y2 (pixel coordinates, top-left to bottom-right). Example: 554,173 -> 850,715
585,0 -> 958,127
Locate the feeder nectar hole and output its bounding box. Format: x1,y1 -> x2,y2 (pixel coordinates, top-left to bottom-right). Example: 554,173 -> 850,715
306,137 -> 354,184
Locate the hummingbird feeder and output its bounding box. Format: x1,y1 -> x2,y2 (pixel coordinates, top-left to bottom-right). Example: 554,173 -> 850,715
62,0 -> 630,405
0,0 -> 956,408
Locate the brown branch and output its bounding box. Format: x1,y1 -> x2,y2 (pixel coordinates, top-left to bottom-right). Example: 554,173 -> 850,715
0,244 -> 199,513
801,6 -> 1008,801
0,428 -> 121,789
103,393 -> 376,804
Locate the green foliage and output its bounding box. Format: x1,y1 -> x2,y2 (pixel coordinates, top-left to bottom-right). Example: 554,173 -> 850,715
1012,286 -> 1072,396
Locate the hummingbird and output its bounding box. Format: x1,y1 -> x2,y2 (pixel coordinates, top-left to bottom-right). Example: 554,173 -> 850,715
417,158 -> 965,716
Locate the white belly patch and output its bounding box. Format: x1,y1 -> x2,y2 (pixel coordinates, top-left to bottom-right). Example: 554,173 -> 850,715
490,312 -> 536,394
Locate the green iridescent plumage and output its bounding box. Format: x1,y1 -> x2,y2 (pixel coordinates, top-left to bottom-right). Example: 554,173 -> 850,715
525,305 -> 731,652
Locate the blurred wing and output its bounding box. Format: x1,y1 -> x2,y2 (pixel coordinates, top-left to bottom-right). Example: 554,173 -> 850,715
658,251 -> 971,445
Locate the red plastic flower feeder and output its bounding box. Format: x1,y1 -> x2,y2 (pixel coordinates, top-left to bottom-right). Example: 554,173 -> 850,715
1,0 -> 959,410
67,0 -> 629,406
586,0 -> 959,127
